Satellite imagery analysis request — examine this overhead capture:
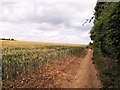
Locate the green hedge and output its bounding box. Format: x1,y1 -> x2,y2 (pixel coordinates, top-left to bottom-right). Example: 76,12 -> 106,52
90,2 -> 120,88
90,2 -> 120,62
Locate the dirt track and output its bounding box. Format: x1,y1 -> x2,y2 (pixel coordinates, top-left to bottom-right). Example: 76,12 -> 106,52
5,49 -> 102,88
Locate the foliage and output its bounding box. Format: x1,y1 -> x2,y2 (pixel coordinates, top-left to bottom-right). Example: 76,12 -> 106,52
90,2 -> 120,61
90,2 -> 120,88
93,49 -> 120,88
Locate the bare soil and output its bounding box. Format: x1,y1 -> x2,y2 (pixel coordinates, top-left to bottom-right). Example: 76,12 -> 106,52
4,49 -> 102,88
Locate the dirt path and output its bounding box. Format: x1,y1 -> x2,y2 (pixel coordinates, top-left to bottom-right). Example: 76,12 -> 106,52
70,49 -> 101,88
4,49 -> 102,88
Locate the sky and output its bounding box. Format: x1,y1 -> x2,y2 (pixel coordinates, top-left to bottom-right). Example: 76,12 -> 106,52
0,0 -> 97,44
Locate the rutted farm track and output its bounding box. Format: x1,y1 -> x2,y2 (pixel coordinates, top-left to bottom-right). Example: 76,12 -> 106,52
4,49 -> 102,88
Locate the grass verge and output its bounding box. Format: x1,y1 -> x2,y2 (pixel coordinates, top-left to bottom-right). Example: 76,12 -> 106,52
93,49 -> 120,88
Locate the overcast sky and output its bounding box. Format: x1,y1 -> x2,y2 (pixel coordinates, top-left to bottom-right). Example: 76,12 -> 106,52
0,0 -> 97,44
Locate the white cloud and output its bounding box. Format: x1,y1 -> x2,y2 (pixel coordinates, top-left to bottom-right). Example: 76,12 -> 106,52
0,0 -> 97,44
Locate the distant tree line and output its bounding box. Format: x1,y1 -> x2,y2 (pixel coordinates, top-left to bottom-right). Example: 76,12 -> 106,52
0,38 -> 15,41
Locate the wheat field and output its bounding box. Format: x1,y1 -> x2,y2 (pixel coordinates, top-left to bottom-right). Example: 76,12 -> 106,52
1,40 -> 86,80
